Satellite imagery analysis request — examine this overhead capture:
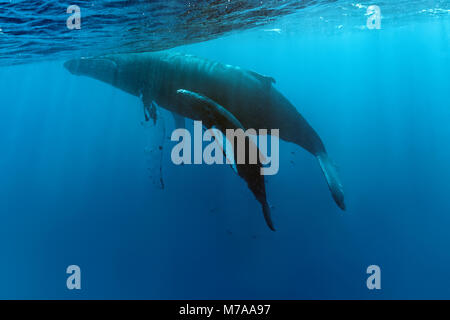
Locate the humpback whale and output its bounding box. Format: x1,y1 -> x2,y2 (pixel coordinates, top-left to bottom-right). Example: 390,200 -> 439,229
64,51 -> 345,231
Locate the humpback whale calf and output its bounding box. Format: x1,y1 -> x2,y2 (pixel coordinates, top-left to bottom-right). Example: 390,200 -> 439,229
64,51 -> 345,230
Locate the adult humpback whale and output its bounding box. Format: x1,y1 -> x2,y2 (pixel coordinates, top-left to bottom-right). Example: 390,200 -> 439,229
64,51 -> 345,230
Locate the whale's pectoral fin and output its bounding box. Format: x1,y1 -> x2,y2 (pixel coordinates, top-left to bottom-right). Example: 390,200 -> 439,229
176,89 -> 275,231
145,103 -> 157,125
143,106 -> 166,190
143,107 -> 150,122
142,93 -> 157,124
141,97 -> 165,189
247,70 -> 276,86
317,153 -> 346,210
170,111 -> 185,129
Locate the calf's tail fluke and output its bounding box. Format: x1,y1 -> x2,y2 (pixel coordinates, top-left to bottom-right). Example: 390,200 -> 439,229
262,202 -> 275,231
317,153 -> 346,210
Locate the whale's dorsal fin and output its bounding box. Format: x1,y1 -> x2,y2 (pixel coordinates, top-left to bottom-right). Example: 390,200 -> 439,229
247,70 -> 276,86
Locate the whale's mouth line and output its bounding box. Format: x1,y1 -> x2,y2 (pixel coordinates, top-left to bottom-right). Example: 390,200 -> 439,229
63,57 -> 119,78
63,59 -> 81,75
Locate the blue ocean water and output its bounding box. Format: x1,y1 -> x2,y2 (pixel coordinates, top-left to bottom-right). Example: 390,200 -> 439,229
0,1 -> 450,299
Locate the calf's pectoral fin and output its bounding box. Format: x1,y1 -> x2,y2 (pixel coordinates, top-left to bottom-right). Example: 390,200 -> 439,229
176,89 -> 239,169
176,89 -> 275,231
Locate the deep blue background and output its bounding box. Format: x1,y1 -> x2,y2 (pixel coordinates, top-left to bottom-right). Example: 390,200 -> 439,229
0,19 -> 449,299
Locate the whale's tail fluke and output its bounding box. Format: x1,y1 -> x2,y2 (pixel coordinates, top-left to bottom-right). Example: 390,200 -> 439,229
317,153 -> 346,210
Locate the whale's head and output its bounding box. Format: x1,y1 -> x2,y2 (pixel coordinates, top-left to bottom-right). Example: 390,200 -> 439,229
64,56 -> 118,80
64,54 -> 143,96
